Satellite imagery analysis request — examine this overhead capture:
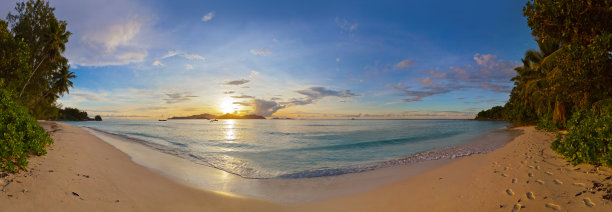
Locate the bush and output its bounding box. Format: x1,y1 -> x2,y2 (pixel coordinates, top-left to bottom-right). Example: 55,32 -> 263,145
535,116 -> 560,132
551,100 -> 612,166
0,89 -> 53,172
475,106 -> 504,120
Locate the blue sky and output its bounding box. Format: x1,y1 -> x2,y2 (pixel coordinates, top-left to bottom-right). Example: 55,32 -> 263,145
3,0 -> 536,119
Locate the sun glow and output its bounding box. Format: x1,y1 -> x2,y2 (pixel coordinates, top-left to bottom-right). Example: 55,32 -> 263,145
220,98 -> 238,114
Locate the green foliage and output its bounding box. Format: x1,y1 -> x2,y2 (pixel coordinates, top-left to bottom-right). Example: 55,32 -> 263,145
475,106 -> 504,120
551,100 -> 612,166
0,20 -> 30,93
535,116 -> 560,132
56,107 -> 88,121
0,89 -> 52,172
2,0 -> 74,120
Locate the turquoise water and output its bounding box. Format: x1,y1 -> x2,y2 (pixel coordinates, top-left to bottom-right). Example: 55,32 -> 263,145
67,119 -> 508,178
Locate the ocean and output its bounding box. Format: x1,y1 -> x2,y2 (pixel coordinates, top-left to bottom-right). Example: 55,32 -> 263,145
66,119 -> 509,179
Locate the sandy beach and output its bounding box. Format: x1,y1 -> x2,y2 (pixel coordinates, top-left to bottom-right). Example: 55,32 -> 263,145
1,121 -> 611,211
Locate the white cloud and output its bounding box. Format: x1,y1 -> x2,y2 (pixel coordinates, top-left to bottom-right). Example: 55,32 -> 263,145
183,53 -> 206,61
185,64 -> 194,70
161,51 -> 180,59
249,70 -> 259,78
336,58 -> 341,62
202,11 -> 215,22
82,21 -> 142,52
153,60 -> 164,66
158,51 -> 206,62
52,0 -> 157,67
250,48 -> 271,56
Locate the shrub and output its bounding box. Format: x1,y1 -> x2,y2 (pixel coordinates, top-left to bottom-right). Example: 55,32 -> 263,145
0,89 -> 53,172
535,116 -> 560,132
551,99 -> 612,166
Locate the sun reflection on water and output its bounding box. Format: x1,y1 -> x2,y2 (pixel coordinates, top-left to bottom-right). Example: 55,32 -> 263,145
224,119 -> 236,141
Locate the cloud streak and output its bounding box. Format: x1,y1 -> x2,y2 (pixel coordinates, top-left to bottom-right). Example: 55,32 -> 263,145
224,79 -> 250,85
393,59 -> 415,69
387,53 -> 519,102
163,92 -> 198,104
252,86 -> 361,116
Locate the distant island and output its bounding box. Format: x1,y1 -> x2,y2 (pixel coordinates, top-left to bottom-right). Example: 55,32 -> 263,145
169,113 -> 266,120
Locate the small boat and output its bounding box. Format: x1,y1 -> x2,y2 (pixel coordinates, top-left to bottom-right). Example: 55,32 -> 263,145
210,119 -> 218,122
158,119 -> 167,121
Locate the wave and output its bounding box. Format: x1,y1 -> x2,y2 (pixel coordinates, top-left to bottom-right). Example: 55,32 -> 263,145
81,123 -> 512,179
285,130 -> 462,152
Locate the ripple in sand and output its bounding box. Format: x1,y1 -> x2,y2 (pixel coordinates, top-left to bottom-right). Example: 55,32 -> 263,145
502,173 -> 508,177
553,179 -> 563,185
545,203 -> 561,211
512,203 -> 522,212
573,182 -> 585,187
535,179 -> 544,185
544,171 -> 553,175
506,189 -> 515,196
528,173 -> 534,177
512,178 -> 517,183
583,198 -> 595,207
527,192 -> 535,200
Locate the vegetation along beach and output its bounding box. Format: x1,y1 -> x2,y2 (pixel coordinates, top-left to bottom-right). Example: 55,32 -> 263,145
1,0 -> 610,211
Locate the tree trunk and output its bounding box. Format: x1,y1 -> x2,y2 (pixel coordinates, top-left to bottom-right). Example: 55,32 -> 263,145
18,56 -> 46,98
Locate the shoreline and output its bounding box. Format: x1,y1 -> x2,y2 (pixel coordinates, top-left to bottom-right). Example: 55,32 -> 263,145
70,120 -> 514,180
1,121 -> 610,211
82,124 -> 485,203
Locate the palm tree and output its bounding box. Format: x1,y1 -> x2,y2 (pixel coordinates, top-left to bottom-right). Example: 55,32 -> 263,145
509,39 -> 562,123
53,64 -> 75,95
18,18 -> 71,98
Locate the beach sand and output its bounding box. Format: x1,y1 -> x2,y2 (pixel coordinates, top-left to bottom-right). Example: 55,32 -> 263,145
1,121 -> 611,211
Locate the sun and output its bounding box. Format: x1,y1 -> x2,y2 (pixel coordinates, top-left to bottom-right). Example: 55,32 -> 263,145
220,98 -> 238,114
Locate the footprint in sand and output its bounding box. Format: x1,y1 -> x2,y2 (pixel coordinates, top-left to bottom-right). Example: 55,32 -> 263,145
536,166 -> 540,170
545,203 -> 561,211
512,203 -> 522,212
527,192 -> 536,200
528,165 -> 534,169
545,171 -> 553,175
506,189 -> 515,196
553,179 -> 563,185
535,179 -> 544,185
573,182 -> 585,187
504,166 -> 510,171
501,173 -> 508,177
528,173 -> 534,177
512,178 -> 518,183
583,198 -> 595,207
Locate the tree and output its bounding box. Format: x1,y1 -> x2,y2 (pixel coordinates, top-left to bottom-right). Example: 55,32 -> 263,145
4,0 -> 73,119
0,20 -> 30,92
504,39 -> 561,125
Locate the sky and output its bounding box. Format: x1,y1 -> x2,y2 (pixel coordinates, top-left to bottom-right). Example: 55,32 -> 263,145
2,0 -> 537,119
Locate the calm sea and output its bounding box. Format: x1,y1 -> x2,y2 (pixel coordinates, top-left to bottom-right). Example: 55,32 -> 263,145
66,119 -> 508,178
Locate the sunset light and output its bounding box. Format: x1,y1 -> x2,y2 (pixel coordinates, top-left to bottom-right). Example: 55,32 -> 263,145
220,98 -> 238,114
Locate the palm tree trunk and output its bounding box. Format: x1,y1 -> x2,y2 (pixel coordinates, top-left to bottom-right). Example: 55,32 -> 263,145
19,56 -> 46,98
